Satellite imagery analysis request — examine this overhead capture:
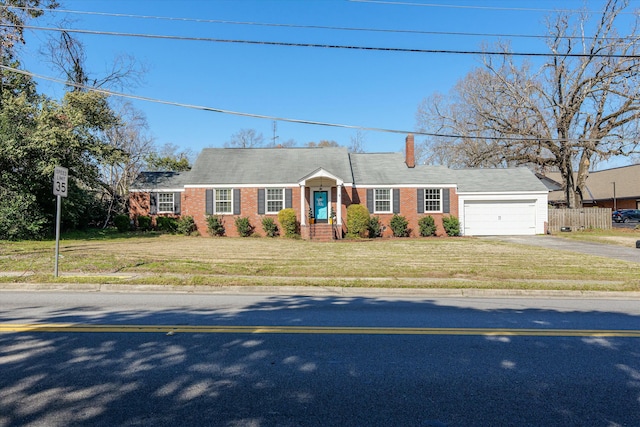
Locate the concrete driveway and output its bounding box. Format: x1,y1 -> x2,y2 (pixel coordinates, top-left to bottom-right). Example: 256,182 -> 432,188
483,235 -> 640,264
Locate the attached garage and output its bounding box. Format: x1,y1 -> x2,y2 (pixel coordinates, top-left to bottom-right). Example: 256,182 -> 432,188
463,200 -> 537,236
455,168 -> 549,236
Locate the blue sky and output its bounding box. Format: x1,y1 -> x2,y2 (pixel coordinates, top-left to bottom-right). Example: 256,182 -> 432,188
19,0 -> 636,168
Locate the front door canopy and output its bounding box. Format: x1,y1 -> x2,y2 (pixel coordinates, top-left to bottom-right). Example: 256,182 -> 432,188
298,168 -> 344,186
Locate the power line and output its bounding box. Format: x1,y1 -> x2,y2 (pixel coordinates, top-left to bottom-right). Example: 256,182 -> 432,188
348,0 -> 637,14
2,2 -> 619,19
13,24 -> 640,58
2,5 -> 637,42
1,64 -> 626,144
0,64 -> 419,136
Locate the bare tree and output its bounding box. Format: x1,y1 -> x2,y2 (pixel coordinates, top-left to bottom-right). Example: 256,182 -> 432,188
417,0 -> 640,207
42,21 -> 146,91
99,101 -> 155,226
225,128 -> 265,148
348,130 -> 367,153
416,90 -> 514,167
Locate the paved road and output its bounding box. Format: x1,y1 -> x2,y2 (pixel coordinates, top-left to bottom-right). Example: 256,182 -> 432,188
1,292 -> 639,426
484,235 -> 640,263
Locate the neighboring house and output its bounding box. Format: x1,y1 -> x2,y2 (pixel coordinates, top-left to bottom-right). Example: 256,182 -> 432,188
129,135 -> 549,239
544,164 -> 640,210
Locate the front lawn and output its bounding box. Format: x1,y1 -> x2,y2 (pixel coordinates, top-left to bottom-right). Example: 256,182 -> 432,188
1,230 -> 639,291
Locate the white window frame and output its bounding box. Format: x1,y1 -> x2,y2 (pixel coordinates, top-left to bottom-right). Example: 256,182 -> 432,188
266,188 -> 285,214
158,192 -> 175,213
424,188 -> 442,213
215,189 -> 233,214
374,188 -> 392,213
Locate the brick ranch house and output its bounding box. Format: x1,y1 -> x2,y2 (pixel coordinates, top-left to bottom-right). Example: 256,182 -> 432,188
129,135 -> 549,239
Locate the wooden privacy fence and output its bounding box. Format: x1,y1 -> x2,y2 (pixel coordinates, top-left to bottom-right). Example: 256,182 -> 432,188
548,208 -> 612,232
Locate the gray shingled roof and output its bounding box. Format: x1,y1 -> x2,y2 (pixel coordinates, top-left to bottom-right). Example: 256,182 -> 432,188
131,147 -> 548,193
187,147 -> 353,185
454,168 -> 549,192
130,171 -> 191,190
349,152 -> 458,185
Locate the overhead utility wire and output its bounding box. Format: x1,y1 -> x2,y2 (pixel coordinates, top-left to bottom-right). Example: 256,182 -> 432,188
11,24 -> 640,58
2,3 -> 614,18
0,64 -> 436,137
0,64 -> 620,144
348,0 -> 636,14
2,5 -> 635,42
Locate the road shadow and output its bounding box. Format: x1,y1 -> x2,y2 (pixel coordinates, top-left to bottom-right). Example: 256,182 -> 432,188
0,294 -> 639,426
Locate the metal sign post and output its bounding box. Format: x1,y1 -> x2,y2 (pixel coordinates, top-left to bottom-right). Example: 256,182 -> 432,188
53,166 -> 68,277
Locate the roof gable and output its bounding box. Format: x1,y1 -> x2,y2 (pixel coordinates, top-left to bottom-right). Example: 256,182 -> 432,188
298,167 -> 345,185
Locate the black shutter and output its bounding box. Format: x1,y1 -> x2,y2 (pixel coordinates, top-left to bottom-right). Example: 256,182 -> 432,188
366,189 -> 373,213
417,188 -> 424,213
205,189 -> 214,215
258,189 -> 265,214
149,193 -> 158,215
233,189 -> 241,215
442,188 -> 450,213
285,188 -> 292,209
393,189 -> 400,214
174,192 -> 181,215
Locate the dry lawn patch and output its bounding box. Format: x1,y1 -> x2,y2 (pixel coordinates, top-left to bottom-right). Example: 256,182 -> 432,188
552,227 -> 640,248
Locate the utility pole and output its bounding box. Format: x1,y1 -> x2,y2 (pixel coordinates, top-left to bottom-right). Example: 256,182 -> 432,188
272,121 -> 279,146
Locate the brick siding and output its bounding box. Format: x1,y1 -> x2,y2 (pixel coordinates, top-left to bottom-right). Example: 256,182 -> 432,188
356,187 -> 459,237
130,185 -> 459,239
183,187 -> 302,237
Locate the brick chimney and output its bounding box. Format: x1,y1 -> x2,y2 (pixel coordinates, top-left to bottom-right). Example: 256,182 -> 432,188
405,134 -> 415,168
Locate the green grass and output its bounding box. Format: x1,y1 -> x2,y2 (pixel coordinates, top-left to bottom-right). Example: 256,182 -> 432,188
1,228 -> 639,291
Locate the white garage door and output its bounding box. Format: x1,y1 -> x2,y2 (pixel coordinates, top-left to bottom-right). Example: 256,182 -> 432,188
464,200 -> 536,236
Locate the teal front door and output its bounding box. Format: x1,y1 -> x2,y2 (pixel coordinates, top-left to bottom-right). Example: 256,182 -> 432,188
314,191 -> 328,222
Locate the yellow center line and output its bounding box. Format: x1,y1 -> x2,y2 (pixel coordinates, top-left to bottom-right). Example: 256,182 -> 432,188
0,324 -> 639,337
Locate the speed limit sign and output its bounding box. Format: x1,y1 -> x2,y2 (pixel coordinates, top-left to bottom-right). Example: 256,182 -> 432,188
53,166 -> 68,197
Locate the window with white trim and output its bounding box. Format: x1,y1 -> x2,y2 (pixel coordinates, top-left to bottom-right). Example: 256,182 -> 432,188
215,189 -> 232,214
424,188 -> 442,212
158,193 -> 175,213
374,189 -> 392,213
266,188 -> 284,214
